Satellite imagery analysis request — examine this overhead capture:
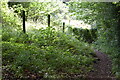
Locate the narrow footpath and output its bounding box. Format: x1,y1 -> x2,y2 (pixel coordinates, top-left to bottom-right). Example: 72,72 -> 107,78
86,50 -> 116,80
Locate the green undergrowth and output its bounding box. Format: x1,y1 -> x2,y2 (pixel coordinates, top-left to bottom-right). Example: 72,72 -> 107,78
2,27 -> 95,78
2,1 -> 95,79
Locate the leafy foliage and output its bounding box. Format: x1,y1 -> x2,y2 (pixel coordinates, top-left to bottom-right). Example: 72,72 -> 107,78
68,2 -> 120,78
2,27 -> 94,78
2,3 -> 95,77
1,1 -> 22,29
73,28 -> 97,43
2,1 -> 120,79
7,1 -> 69,27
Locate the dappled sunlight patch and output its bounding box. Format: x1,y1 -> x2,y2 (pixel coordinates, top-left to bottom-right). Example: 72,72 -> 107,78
62,19 -> 91,29
26,21 -> 48,31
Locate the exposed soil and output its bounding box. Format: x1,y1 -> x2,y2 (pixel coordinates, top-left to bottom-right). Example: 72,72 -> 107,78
86,50 -> 116,80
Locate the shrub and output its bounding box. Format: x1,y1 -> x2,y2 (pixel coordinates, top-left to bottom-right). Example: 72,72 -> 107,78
73,28 -> 97,43
2,27 -> 95,78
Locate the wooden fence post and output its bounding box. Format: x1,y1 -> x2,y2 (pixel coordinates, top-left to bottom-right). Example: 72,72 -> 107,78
63,22 -> 65,33
23,10 -> 26,33
48,14 -> 50,27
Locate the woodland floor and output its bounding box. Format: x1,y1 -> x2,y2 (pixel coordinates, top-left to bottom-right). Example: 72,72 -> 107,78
86,50 -> 117,80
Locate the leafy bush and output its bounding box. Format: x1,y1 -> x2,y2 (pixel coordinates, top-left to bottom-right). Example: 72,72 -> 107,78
1,1 -> 22,29
2,27 -> 95,78
73,28 -> 97,43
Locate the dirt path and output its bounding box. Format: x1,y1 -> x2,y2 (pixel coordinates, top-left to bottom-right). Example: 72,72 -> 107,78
86,50 -> 116,80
